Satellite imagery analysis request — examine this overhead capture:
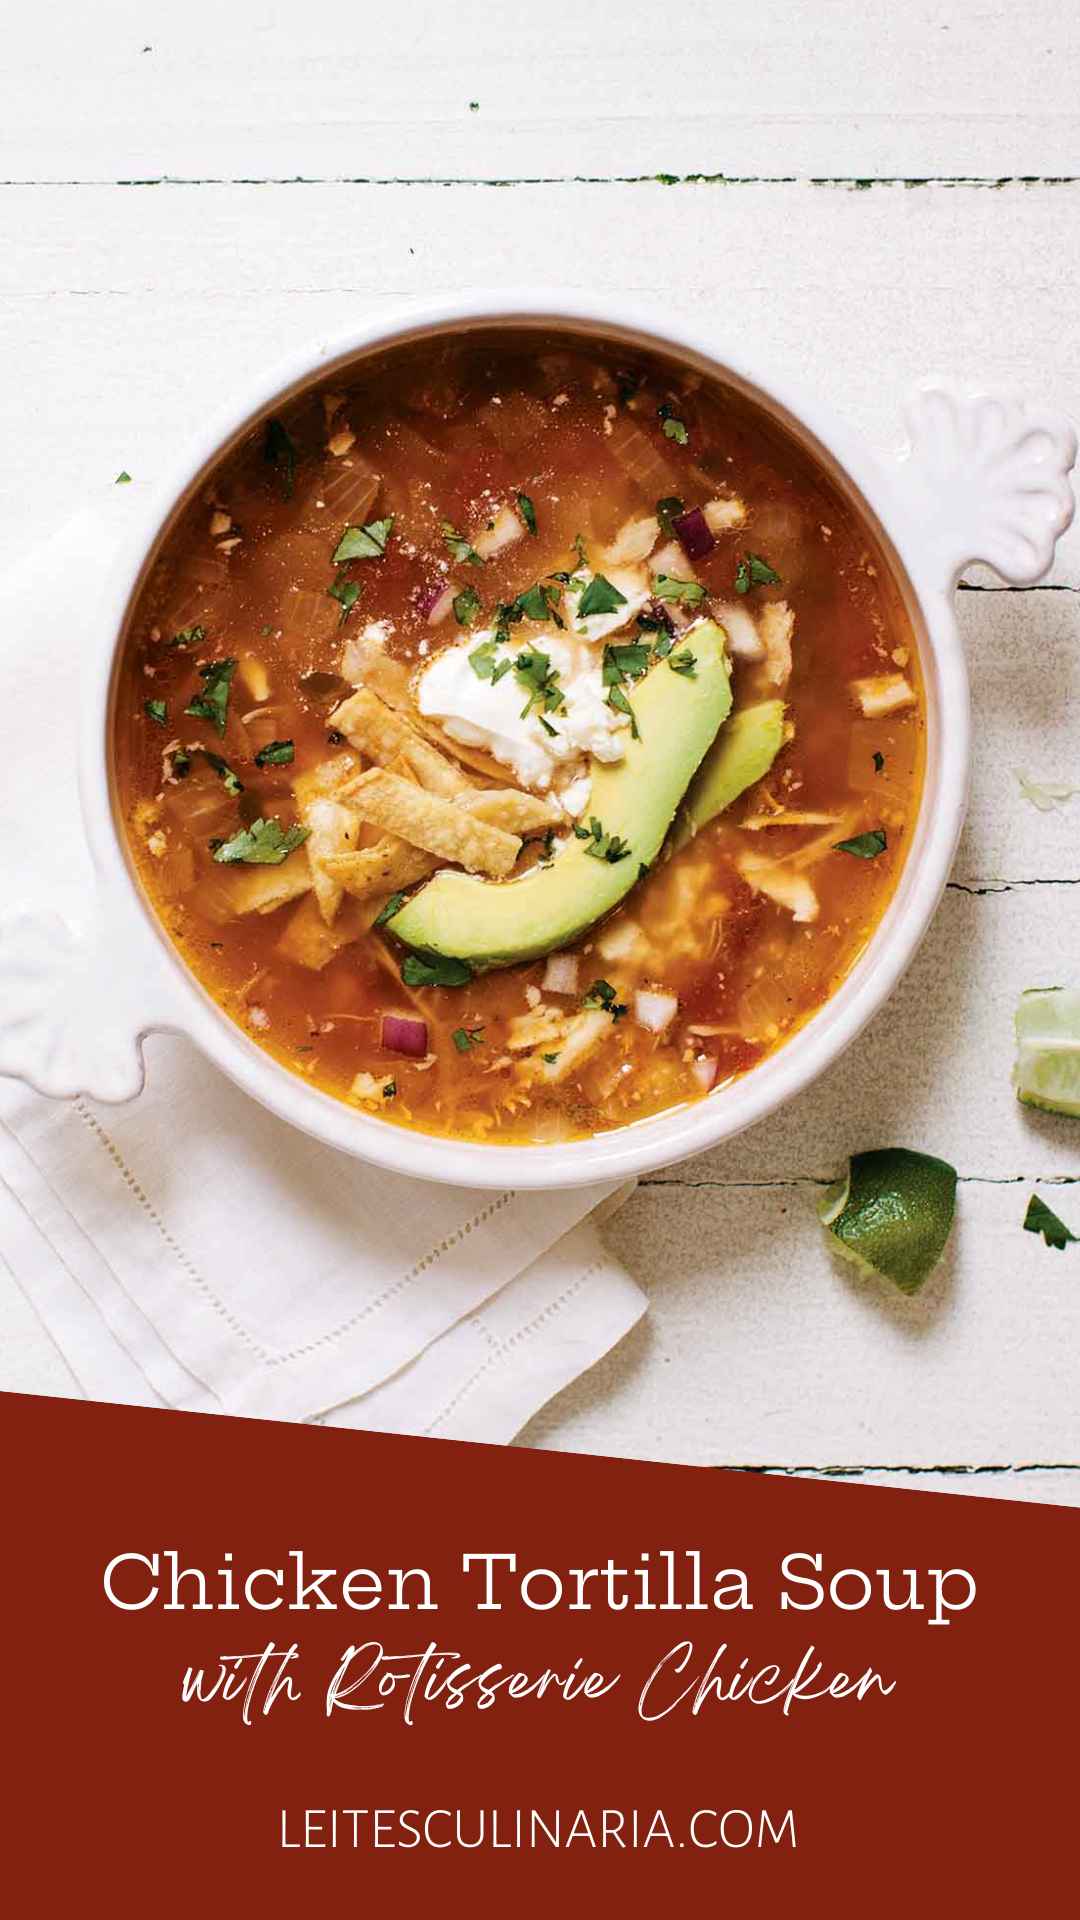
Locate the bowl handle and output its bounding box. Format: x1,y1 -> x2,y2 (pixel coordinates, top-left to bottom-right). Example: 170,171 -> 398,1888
0,894 -> 185,1104
892,382 -> 1077,591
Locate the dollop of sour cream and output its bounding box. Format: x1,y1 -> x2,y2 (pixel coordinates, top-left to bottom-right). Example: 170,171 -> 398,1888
418,627 -> 628,790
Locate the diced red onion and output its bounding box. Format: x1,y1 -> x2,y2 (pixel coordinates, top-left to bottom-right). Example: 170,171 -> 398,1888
415,577 -> 451,620
673,506 -> 715,561
381,1013 -> 429,1057
691,1053 -> 720,1092
634,988 -> 678,1035
542,952 -> 579,995
426,583 -> 456,627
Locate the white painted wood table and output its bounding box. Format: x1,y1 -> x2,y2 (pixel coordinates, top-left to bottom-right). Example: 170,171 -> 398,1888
2,0 -> 1078,1503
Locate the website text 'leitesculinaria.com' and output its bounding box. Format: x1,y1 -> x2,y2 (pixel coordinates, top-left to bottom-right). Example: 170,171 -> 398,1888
279,1805 -> 797,1851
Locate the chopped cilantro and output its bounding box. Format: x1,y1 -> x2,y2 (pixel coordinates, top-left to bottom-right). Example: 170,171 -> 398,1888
169,624 -> 205,649
515,648 -> 565,719
401,950 -> 474,988
656,495 -> 685,537
573,532 -> 588,568
441,519 -> 484,566
516,581 -> 564,625
1023,1193 -> 1078,1250
333,517 -> 393,563
607,682 -> 640,737
873,751 -> 886,773
541,1052 -> 561,1065
203,750 -> 244,796
658,403 -> 688,445
468,635 -> 508,682
734,551 -> 782,595
115,470 -> 132,485
653,574 -> 707,606
602,642 -> 651,683
327,576 -> 362,624
167,744 -> 191,780
834,829 -> 887,859
453,585 -> 482,627
577,573 -> 628,620
212,817 -> 309,866
143,698 -> 167,727
581,816 -> 631,864
582,978 -> 628,1019
383,1080 -> 397,1099
668,649 -> 697,677
452,1026 -> 485,1052
373,891 -> 407,928
254,739 -> 294,767
184,657 -> 237,737
516,492 -> 538,535
263,417 -> 297,499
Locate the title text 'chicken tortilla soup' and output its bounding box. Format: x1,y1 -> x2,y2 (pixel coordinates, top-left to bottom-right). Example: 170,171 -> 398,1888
115,332 -> 924,1145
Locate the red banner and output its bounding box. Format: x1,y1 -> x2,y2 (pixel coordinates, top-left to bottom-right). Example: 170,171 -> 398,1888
4,1390 -> 1074,1905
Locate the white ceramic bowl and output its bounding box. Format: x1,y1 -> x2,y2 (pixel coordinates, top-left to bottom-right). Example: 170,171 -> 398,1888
2,293 -> 1075,1189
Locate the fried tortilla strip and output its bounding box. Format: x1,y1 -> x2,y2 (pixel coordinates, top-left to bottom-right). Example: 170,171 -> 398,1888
344,768 -> 522,877
323,839 -> 438,902
292,750 -> 362,807
302,797 -> 363,926
274,892 -> 372,970
457,788 -> 563,837
331,688 -> 474,797
206,855 -> 313,918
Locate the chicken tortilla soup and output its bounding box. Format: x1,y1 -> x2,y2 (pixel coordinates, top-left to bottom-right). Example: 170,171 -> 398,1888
115,332 -> 924,1145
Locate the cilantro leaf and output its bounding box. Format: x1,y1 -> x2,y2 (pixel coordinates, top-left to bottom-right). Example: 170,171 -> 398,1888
383,1080 -> 397,1099
577,574 -> 628,620
333,517 -> 393,564
452,1026 -> 485,1052
212,817 -> 309,866
169,624 -> 205,649
327,576 -> 362,624
653,574 -> 707,605
607,682 -> 640,737
373,891 -> 407,928
184,657 -> 237,737
401,950 -> 474,988
203,750 -> 244,796
734,551 -> 782,595
658,403 -> 688,445
602,642 -> 651,684
516,581 -> 564,625
668,649 -> 697,677
834,829 -> 888,859
263,417 -> 297,499
873,751 -> 886,773
468,635 -> 508,682
515,648 -> 565,718
582,978 -> 628,1019
656,495 -> 685,538
516,492 -> 538,535
441,519 -> 484,566
453,586 -> 482,627
115,470 -> 132,485
581,816 -> 631,864
254,739 -> 295,767
1023,1193 -> 1078,1250
143,698 -> 167,727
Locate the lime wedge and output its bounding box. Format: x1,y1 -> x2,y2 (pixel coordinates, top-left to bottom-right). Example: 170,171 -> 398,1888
1014,987 -> 1080,1117
820,1148 -> 958,1295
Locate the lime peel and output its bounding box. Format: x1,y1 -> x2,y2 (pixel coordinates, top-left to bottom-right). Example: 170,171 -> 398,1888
1014,987 -> 1080,1118
819,1148 -> 958,1296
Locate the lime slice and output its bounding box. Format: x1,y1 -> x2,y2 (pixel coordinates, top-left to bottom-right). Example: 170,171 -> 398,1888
1014,987 -> 1080,1117
820,1148 -> 957,1295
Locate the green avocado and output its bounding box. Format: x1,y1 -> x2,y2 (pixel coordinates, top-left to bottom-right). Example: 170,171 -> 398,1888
673,698 -> 786,847
388,621 -> 733,969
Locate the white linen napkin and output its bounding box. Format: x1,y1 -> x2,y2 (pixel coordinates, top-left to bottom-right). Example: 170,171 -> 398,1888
0,491 -> 645,1438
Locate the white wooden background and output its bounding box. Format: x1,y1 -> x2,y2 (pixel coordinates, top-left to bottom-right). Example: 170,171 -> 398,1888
2,0 -> 1078,1504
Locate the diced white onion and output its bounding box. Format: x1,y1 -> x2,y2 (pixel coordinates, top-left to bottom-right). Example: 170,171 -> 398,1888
691,1054 -> 720,1092
474,504 -> 525,558
634,988 -> 678,1034
542,952 -> 580,995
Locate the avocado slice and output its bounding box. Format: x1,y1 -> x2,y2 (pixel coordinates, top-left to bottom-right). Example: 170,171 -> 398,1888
673,698 -> 786,847
388,621 -> 733,969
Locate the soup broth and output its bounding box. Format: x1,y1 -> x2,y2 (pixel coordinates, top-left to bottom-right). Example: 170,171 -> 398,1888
115,331 -> 923,1145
